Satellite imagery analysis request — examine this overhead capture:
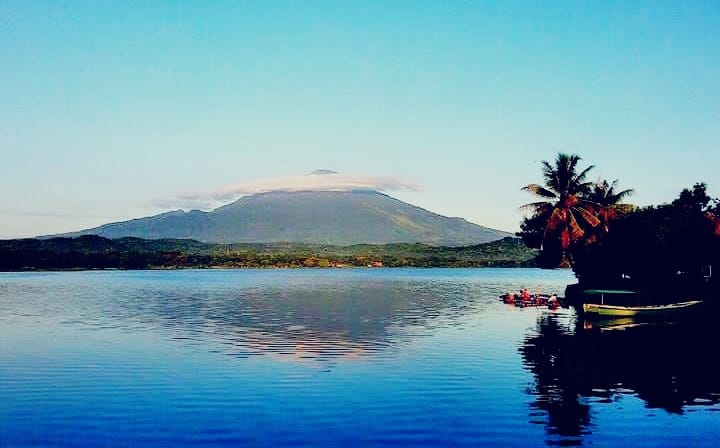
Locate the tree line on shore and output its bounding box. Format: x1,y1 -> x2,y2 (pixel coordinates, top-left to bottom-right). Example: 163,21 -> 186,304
0,236 -> 537,271
519,153 -> 720,298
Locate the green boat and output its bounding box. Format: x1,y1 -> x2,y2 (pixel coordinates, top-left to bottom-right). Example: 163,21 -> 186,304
582,289 -> 703,317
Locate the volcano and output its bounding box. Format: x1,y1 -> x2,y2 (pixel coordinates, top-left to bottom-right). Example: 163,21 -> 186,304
52,190 -> 511,246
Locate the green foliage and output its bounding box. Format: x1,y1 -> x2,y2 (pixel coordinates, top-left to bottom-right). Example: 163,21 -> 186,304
672,182 -> 712,211
571,183 -> 720,298
0,236 -> 538,271
521,153 -> 601,251
520,153 -> 633,267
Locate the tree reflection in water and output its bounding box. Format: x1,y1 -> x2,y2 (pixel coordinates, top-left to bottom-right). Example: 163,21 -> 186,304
520,312 -> 720,444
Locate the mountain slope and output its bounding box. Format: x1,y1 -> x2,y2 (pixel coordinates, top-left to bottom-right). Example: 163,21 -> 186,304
52,191 -> 512,246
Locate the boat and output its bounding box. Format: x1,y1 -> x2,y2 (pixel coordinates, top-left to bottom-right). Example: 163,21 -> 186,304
582,289 -> 703,317
499,292 -> 562,309
583,301 -> 703,316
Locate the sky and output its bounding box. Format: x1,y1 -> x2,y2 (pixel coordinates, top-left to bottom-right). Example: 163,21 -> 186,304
1,1 -> 719,238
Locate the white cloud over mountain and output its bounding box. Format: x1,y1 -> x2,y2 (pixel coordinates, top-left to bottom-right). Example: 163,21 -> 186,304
154,170 -> 422,210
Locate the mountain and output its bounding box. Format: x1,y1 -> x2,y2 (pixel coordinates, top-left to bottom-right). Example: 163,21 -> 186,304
51,190 -> 512,246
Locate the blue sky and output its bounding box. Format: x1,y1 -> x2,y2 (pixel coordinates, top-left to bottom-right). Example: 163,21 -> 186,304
1,1 -> 719,238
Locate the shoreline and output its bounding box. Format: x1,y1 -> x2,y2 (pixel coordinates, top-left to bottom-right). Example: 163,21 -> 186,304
1,264 -> 558,274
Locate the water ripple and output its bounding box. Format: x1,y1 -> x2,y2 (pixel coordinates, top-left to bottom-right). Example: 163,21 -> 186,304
1,269 -> 719,447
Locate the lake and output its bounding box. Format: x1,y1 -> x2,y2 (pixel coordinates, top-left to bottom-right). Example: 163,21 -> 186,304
1,268 -> 718,447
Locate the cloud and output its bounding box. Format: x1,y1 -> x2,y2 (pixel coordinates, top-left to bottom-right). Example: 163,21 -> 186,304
216,170 -> 421,199
150,194 -> 221,211
152,170 -> 422,210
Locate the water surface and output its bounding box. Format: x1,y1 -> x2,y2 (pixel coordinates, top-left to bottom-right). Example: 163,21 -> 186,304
1,269 -> 718,447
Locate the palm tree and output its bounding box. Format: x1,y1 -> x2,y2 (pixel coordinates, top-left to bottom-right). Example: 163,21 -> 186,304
521,153 -> 601,250
586,179 -> 634,232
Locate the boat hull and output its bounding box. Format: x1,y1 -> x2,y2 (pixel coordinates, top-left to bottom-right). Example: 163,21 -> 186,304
583,301 -> 703,316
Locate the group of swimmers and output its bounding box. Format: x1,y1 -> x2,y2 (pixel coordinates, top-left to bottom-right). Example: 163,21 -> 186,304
502,288 -> 560,308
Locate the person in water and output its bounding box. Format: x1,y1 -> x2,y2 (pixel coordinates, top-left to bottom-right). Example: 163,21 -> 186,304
505,292 -> 515,304
548,293 -> 559,308
521,288 -> 531,302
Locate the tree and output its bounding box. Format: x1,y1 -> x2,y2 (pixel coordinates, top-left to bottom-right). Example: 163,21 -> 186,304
585,179 -> 634,235
571,184 -> 719,294
520,153 -> 601,266
671,183 -> 720,236
673,182 -> 712,211
709,199 -> 720,236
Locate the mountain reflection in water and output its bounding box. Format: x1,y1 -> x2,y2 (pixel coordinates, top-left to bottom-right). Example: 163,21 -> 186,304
142,281 -> 488,363
521,312 -> 720,443
0,270 -> 502,365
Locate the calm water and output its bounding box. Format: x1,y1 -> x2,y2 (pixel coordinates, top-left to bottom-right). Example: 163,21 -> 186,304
0,268 -> 718,447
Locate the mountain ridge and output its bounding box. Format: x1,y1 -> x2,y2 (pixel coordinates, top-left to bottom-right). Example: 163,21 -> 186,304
49,190 -> 512,246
